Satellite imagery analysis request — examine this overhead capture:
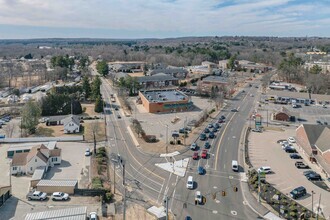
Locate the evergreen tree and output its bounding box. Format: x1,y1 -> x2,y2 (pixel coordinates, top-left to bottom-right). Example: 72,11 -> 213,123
94,96 -> 104,113
91,76 -> 102,100
82,76 -> 91,99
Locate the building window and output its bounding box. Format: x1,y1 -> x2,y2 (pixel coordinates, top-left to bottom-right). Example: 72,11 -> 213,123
30,167 -> 33,171
52,157 -> 57,162
35,159 -> 37,162
13,167 -> 17,171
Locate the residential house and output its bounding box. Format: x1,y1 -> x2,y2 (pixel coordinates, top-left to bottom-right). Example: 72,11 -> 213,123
63,115 -> 80,134
296,124 -> 330,175
11,144 -> 62,175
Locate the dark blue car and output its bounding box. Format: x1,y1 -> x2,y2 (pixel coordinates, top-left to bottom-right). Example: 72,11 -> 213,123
208,132 -> 215,139
197,166 -> 204,175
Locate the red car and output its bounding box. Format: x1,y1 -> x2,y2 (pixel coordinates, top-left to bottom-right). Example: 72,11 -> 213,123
192,152 -> 199,160
201,150 -> 208,159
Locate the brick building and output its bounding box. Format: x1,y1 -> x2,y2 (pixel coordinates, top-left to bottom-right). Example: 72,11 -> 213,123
296,124 -> 330,175
139,89 -> 193,113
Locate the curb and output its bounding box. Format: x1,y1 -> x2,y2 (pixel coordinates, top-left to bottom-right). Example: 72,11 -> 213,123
127,126 -> 140,147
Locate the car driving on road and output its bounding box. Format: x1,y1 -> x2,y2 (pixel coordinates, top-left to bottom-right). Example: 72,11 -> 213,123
201,149 -> 208,159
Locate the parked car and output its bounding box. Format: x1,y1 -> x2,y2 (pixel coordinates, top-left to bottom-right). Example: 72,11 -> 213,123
204,141 -> 210,149
52,192 -> 69,201
257,166 -> 272,174
208,123 -> 213,128
190,143 -> 197,150
280,140 -> 289,146
288,137 -> 296,143
220,115 -> 226,120
214,123 -> 220,129
201,149 -> 208,159
197,166 -> 204,175
285,147 -> 297,153
316,120 -> 322,125
85,148 -> 91,156
231,108 -> 239,112
251,128 -> 262,133
290,186 -> 306,199
200,133 -> 207,141
208,132 -> 215,139
117,114 -> 121,119
295,161 -> 309,169
114,107 -> 119,111
89,212 -> 99,220
27,191 -> 47,201
195,191 -> 202,204
218,119 -> 225,123
212,127 -> 218,133
303,170 -> 316,176
204,128 -> 210,133
192,152 -> 199,160
290,153 -> 302,159
306,173 -> 322,181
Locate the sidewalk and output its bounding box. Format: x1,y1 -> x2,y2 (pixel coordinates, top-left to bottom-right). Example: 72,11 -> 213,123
239,126 -> 283,220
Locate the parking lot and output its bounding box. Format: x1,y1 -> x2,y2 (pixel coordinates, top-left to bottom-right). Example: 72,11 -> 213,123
249,128 -> 330,218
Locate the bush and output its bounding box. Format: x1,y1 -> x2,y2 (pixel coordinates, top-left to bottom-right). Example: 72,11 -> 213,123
144,135 -> 157,143
105,192 -> 113,202
82,107 -> 86,112
170,140 -> 174,145
289,211 -> 297,218
92,177 -> 103,189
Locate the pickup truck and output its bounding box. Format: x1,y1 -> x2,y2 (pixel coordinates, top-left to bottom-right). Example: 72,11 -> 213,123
27,191 -> 47,201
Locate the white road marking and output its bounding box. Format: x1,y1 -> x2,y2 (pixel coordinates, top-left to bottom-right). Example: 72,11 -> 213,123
232,136 -> 236,139
213,186 -> 217,189
212,210 -> 218,214
215,200 -> 220,203
229,176 -> 233,179
243,201 -> 248,205
130,164 -> 163,187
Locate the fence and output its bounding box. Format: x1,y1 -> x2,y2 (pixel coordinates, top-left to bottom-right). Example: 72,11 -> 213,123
0,136 -> 84,143
74,188 -> 106,197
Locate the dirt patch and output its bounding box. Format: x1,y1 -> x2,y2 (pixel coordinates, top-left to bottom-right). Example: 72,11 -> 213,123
37,123 -> 67,137
84,121 -> 106,142
81,103 -> 98,117
113,204 -> 156,220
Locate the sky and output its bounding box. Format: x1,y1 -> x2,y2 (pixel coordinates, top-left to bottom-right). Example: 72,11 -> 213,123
0,0 -> 329,39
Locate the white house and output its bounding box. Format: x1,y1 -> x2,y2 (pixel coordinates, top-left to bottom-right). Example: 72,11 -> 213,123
11,144 -> 61,175
63,115 -> 80,134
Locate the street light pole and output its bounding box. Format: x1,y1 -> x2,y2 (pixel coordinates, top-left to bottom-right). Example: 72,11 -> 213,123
165,125 -> 169,154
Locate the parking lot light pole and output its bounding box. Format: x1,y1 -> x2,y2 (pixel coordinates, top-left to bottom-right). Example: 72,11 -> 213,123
165,124 -> 169,154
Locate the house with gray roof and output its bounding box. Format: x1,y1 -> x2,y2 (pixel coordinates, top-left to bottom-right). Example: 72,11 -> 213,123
63,115 -> 80,134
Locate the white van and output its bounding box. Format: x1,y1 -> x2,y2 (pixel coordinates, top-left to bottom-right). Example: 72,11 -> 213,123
186,176 -> 194,189
232,160 -> 239,172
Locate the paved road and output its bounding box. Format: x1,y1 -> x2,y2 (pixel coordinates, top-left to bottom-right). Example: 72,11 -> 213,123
93,64 -> 264,219
168,85 -> 263,219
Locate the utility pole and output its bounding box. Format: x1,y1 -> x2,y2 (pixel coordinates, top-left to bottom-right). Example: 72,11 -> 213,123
183,117 -> 187,147
312,190 -> 315,218
266,109 -> 269,127
258,172 -> 261,203
165,196 -> 169,220
316,193 -> 321,220
122,164 -> 126,220
113,162 -> 116,194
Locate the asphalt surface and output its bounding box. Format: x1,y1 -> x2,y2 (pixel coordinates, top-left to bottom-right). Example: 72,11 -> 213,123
96,66 -> 264,220
168,86 -> 262,220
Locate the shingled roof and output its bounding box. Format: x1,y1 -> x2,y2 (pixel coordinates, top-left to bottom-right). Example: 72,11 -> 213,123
302,124 -> 330,153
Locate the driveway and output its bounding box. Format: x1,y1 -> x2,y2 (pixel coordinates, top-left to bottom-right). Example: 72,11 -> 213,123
249,128 -> 330,218
45,142 -> 91,188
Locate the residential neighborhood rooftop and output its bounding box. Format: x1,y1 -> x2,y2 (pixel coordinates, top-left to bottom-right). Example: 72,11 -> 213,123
24,206 -> 87,220
36,179 -> 78,187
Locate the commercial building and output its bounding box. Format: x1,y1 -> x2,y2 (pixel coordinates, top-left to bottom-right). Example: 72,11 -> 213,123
135,73 -> 179,89
296,124 -> 330,176
139,89 -> 193,113
7,141 -> 57,158
0,186 -> 11,208
36,180 -> 78,194
25,206 -> 87,220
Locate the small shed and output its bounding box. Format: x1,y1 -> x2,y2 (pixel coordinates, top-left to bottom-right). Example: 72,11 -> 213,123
25,206 -> 87,220
30,166 -> 47,188
36,180 -> 78,194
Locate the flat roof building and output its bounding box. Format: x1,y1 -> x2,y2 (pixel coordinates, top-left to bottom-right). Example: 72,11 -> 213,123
25,206 -> 87,220
139,89 -> 193,113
